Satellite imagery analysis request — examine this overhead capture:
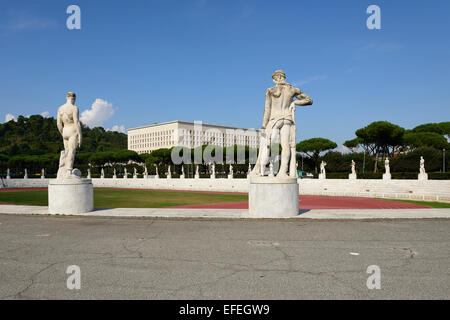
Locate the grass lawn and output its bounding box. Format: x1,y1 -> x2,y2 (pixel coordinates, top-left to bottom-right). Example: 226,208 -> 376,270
376,198 -> 450,208
0,189 -> 248,208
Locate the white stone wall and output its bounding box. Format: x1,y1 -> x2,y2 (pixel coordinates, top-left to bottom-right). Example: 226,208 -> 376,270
4,178 -> 450,202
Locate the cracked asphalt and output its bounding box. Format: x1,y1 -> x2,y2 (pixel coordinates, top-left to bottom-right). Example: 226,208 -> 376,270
0,214 -> 449,299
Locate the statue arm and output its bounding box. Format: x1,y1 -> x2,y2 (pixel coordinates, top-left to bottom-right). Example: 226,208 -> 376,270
74,108 -> 82,147
261,89 -> 272,129
293,88 -> 313,106
56,109 -> 63,134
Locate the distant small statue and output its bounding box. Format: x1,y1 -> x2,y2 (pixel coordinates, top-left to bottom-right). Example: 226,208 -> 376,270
195,165 -> 200,179
123,167 -> 128,179
144,166 -> 148,178
351,160 -> 356,175
167,166 -> 172,179
101,168 -> 105,179
155,165 -> 159,179
87,168 -> 91,179
320,161 -> 327,175
385,158 -> 390,174
228,164 -> 233,179
113,168 -> 117,179
210,163 -> 216,179
268,161 -> 274,177
41,168 -> 45,179
24,169 -> 28,179
419,156 -> 426,174
6,168 -> 10,179
181,165 -> 185,179
133,167 -> 137,179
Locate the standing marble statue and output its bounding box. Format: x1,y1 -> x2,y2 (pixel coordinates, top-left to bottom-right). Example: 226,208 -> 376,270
383,158 -> 391,180
101,168 -> 105,179
123,167 -> 128,179
419,156 -> 426,174
113,168 -> 117,179
418,156 -> 428,180
24,169 -> 28,179
41,168 -> 45,179
48,92 -> 93,214
181,165 -> 185,179
133,167 -> 137,179
56,92 -> 82,179
349,160 -> 357,180
251,70 -> 312,178
319,161 -> 327,180
6,168 -> 10,179
144,166 -> 148,179
155,165 -> 159,179
228,164 -> 233,179
195,165 -> 200,179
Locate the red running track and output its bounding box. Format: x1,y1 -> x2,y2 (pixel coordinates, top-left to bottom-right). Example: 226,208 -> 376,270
0,188 -> 429,209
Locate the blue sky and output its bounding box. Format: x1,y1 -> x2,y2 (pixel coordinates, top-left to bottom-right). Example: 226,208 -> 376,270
1,0 -> 449,148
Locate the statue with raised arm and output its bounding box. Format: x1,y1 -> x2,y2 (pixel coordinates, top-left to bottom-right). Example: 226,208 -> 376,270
57,92 -> 82,179
251,70 -> 312,178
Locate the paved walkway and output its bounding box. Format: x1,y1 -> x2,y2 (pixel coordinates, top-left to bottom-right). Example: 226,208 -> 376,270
1,205 -> 450,219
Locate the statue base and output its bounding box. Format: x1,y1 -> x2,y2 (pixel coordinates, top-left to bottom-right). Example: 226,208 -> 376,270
383,173 -> 391,180
249,177 -> 299,218
318,173 -> 326,180
48,179 -> 93,214
349,173 -> 357,180
418,173 -> 428,181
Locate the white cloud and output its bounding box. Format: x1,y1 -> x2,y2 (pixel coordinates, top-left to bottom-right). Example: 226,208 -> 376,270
4,113 -> 15,122
41,111 -> 50,118
80,98 -> 115,128
110,125 -> 126,133
293,75 -> 328,87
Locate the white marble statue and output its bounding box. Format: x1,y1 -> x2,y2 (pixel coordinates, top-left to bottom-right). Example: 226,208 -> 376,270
228,164 -> 233,179
167,166 -> 172,179
155,165 -> 159,179
41,168 -> 45,179
24,168 -> 28,179
419,156 -> 426,174
133,167 -> 137,179
195,165 -> 200,179
101,168 -> 105,179
87,168 -> 91,179
56,92 -> 82,179
181,165 -> 185,179
320,161 -> 327,175
268,161 -> 274,177
251,70 -> 313,178
210,163 -> 216,179
144,166 -> 148,178
385,158 -> 390,174
351,160 -> 356,175
113,168 -> 117,179
6,168 -> 10,179
123,167 -> 128,179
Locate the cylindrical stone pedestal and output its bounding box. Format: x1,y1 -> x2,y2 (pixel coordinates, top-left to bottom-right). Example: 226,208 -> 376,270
48,179 -> 93,214
249,177 -> 299,218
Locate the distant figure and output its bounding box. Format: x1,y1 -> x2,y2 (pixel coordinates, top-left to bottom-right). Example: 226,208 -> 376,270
320,161 -> 327,175
57,92 -> 82,179
385,158 -> 390,174
420,156 -> 426,174
351,160 -> 356,175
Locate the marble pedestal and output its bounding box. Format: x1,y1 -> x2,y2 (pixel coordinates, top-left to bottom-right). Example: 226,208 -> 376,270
383,173 -> 391,180
318,173 -> 326,180
418,173 -> 428,181
249,177 -> 299,218
349,173 -> 357,180
48,179 -> 93,214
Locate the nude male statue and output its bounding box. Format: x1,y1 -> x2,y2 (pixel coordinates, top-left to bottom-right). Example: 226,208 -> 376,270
251,70 -> 313,178
57,92 -> 82,179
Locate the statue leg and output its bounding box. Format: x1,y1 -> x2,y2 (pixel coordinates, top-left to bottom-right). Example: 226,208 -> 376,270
289,124 -> 297,178
65,135 -> 77,175
277,122 -> 290,178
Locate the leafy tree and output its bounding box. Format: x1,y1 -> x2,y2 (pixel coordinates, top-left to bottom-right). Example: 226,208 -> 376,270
296,138 -> 337,173
352,121 -> 405,172
403,132 -> 449,150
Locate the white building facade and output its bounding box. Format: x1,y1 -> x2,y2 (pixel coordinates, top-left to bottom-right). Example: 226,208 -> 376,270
128,121 -> 260,154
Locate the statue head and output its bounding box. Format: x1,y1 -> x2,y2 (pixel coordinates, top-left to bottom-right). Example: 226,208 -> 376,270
272,70 -> 286,85
66,92 -> 76,104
